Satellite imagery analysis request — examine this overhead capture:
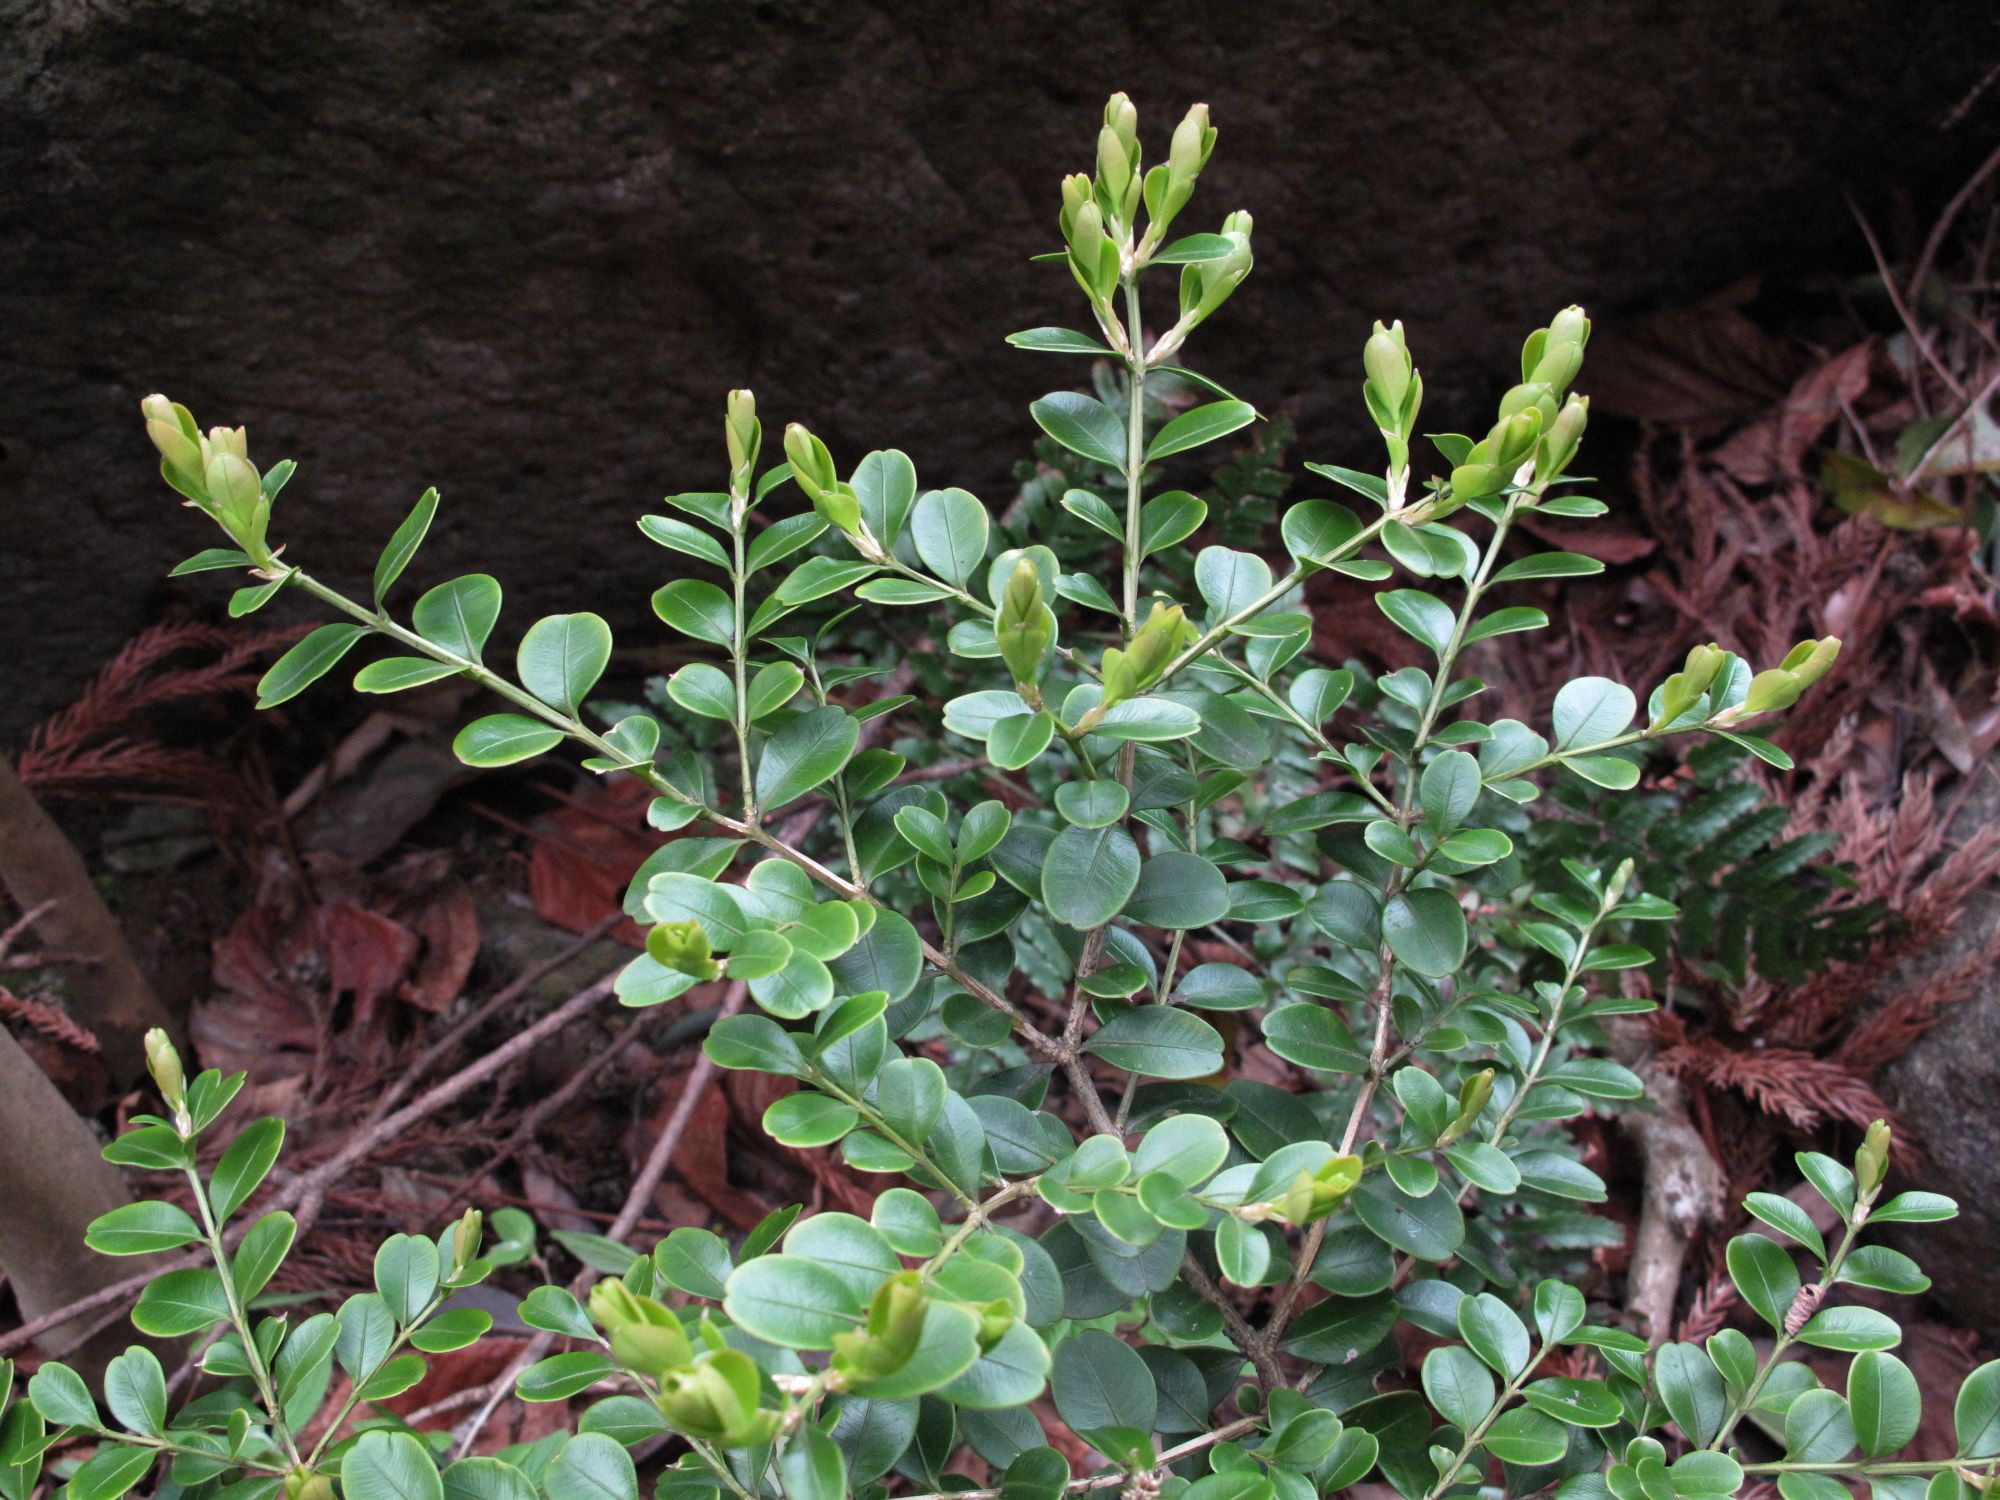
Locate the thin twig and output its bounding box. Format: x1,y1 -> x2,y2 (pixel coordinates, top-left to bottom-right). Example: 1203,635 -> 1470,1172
1848,191 -> 1968,402
364,911 -> 625,1130
450,983 -> 750,1456
1908,138 -> 2000,308
0,972 -> 618,1357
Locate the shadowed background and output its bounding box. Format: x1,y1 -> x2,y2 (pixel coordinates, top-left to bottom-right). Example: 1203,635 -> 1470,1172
3,0 -> 1997,735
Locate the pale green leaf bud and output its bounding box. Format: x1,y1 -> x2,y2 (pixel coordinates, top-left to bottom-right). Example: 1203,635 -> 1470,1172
1363,320 -> 1412,416
1485,408 -> 1543,472
452,1208 -> 482,1269
1104,91 -> 1137,150
1437,1068 -> 1493,1147
611,1318 -> 695,1377
204,451 -> 263,531
1449,462 -> 1505,500
1096,647 -> 1140,713
589,1277 -> 646,1331
975,1296 -> 1015,1351
1780,636 -> 1841,689
834,1270 -> 928,1380
1123,601 -> 1190,690
647,920 -> 719,981
1168,103 -> 1214,193
1649,641 -> 1726,732
145,1026 -> 185,1110
784,424 -> 863,537
996,557 -> 1055,689
1059,172 -> 1094,239
1498,382 -> 1556,424
725,389 -> 759,493
1095,122 -> 1140,228
1856,1119 -> 1892,1196
1740,637 -> 1840,715
1538,394 -> 1589,481
142,394 -> 204,490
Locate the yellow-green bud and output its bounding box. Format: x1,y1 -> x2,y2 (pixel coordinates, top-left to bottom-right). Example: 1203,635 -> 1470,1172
1059,172 -> 1094,235
1063,193 -> 1117,303
1104,91 -> 1138,151
996,558 -> 1056,688
1856,1119 -> 1892,1196
1498,381 -> 1557,425
1095,108 -> 1141,228
974,1297 -> 1015,1351
1649,642 -> 1727,733
1548,303 -> 1592,351
1449,462 -> 1505,500
1740,637 -> 1841,716
783,424 -> 862,537
647,920 -> 719,981
1167,103 -> 1214,193
1780,636 -> 1841,689
142,394 -> 205,490
1521,306 -> 1591,395
589,1278 -> 693,1374
205,425 -> 249,463
1065,197 -> 1105,264
1363,320 -> 1412,416
204,444 -> 258,499
834,1271 -> 928,1380
725,389 -> 760,495
1438,1069 -> 1494,1147
1273,1170 -> 1316,1227
144,1027 -> 185,1109
1485,408 -> 1543,472
659,1349 -> 768,1442
1608,858 -> 1637,906
1125,602 -> 1188,686
783,422 -> 836,496
1310,1153 -> 1363,1216
452,1208 -> 482,1270
611,1318 -> 695,1377
285,1469 -> 334,1500
1096,603 -> 1192,714
589,1277 -> 646,1332
1538,394 -> 1589,481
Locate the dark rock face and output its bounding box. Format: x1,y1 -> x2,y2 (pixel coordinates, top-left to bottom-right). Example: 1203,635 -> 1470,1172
1883,772 -> 2000,1343
3,0 -> 1995,733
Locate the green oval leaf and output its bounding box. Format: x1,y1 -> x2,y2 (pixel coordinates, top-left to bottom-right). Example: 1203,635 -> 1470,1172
518,612 -> 612,715
1030,393 -> 1126,469
1146,400 -> 1255,462
257,623 -> 369,708
454,714 -> 565,767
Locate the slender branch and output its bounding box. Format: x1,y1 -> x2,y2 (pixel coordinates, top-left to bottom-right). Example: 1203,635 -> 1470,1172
899,1416 -> 1263,1500
1706,1212 -> 1864,1451
1421,1340 -> 1554,1500
182,1164 -> 302,1465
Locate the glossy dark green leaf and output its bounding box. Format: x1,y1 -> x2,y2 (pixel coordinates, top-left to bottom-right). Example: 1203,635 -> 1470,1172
413,574 -> 501,662
1042,823 -> 1140,929
454,714 -> 564,767
344,1431 -> 443,1500
1146,400 -> 1255,462
257,623 -> 369,708
374,488 -> 440,606
1030,393 -> 1127,468
517,612 -> 612,715
756,706 -> 858,811
1084,1008 -> 1225,1079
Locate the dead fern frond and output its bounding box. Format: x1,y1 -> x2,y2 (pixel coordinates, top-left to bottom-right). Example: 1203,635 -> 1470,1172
0,985 -> 101,1053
